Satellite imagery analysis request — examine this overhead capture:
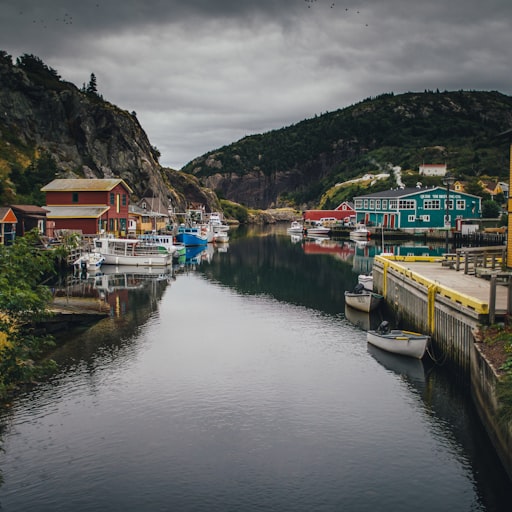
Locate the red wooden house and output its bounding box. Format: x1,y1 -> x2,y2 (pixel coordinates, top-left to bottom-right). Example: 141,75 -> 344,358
41,178 -> 133,236
303,202 -> 356,224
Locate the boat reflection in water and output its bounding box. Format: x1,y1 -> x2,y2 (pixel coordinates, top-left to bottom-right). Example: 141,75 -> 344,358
367,343 -> 426,391
344,304 -> 382,331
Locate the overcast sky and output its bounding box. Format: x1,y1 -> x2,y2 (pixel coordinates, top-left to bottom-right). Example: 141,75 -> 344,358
1,0 -> 511,169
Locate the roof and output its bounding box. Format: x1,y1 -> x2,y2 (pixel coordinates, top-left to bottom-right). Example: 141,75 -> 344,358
44,205 -> 110,219
354,186 -> 482,200
10,204 -> 49,215
129,204 -> 168,218
0,207 -> 18,223
41,178 -> 133,194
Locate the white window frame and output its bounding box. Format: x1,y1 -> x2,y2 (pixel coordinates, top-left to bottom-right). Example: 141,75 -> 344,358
423,199 -> 440,209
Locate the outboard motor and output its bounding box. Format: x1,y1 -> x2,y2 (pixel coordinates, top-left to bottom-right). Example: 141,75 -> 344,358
377,321 -> 390,334
353,283 -> 365,294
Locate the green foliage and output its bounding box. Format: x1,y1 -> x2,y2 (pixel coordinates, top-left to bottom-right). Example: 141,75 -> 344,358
0,230 -> 57,398
9,151 -> 58,205
481,200 -> 502,218
16,54 -> 65,91
86,73 -> 98,94
220,199 -> 248,224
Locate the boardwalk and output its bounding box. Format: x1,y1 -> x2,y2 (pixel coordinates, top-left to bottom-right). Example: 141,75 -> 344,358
388,259 -> 510,317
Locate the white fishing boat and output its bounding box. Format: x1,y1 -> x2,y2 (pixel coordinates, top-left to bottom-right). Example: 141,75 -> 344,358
208,212 -> 230,232
304,221 -> 330,236
367,321 -> 430,359
287,221 -> 304,234
213,229 -> 229,243
349,225 -> 370,240
358,273 -> 373,290
92,236 -> 172,267
138,234 -> 181,256
73,252 -> 105,272
344,283 -> 383,312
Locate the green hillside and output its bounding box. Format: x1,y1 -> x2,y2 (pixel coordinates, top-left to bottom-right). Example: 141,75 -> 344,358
182,90 -> 512,209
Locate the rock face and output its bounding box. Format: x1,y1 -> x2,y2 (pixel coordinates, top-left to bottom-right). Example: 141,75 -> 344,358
0,53 -> 170,208
199,152 -> 352,210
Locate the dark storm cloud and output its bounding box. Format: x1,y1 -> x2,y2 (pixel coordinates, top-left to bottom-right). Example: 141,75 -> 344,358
1,1 -> 511,168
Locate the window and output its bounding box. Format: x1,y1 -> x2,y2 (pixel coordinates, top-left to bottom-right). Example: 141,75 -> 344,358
408,215 -> 415,222
110,193 -> 115,205
389,200 -> 398,209
376,200 -> 381,209
382,200 -> 388,209
445,199 -> 454,209
355,199 -> 363,209
364,200 -> 368,209
72,192 -> 79,203
369,200 -> 375,209
456,199 -> 465,210
423,199 -> 440,209
399,200 -> 415,209
122,194 -> 127,206
421,215 -> 430,222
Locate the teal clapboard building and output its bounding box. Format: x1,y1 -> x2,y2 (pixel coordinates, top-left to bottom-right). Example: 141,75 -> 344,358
353,186 -> 481,230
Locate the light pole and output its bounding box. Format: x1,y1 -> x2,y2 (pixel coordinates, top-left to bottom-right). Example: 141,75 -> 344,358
442,172 -> 455,254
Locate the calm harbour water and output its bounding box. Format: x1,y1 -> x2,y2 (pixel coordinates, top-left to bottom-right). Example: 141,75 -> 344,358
0,226 -> 511,511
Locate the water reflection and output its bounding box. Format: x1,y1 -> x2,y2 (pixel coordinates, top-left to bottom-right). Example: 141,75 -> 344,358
1,227 -> 511,511
198,231 -> 356,315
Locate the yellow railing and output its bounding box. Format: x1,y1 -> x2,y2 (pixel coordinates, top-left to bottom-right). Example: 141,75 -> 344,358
375,255 -> 489,321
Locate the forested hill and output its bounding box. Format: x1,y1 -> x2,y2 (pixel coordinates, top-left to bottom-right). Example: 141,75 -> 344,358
182,90 -> 512,209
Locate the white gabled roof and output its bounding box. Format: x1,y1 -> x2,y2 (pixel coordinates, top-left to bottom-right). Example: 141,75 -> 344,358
44,205 -> 110,219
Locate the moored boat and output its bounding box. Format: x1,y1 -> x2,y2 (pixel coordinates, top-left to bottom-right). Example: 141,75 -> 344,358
213,229 -> 229,243
138,234 -> 181,256
344,283 -> 383,312
349,225 -> 370,240
208,212 -> 230,232
92,236 -> 172,267
304,221 -> 330,236
73,252 -> 105,272
175,224 -> 208,246
287,221 -> 304,234
358,273 -> 373,290
367,321 -> 430,359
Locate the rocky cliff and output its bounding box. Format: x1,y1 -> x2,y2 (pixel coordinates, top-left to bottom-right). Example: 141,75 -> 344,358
0,51 -> 218,213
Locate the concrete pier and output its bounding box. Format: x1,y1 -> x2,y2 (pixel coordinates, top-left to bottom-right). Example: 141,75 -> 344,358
372,254 -> 512,480
373,255 -> 508,369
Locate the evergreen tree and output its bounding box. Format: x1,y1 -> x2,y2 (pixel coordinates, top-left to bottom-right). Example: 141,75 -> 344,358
86,73 -> 98,95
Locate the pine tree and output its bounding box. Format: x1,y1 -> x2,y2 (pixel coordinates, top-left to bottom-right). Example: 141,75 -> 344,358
86,73 -> 98,94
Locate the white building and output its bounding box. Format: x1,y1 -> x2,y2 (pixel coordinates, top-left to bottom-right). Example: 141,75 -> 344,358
419,164 -> 447,177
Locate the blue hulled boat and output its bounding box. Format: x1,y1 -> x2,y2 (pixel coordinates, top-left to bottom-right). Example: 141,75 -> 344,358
175,224 -> 208,246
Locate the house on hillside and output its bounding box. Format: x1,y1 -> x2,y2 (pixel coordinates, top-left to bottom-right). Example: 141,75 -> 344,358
479,180 -> 507,200
453,180 -> 466,193
353,186 -> 481,230
10,204 -> 48,237
0,207 -> 17,245
419,164 -> 447,177
303,202 -> 356,224
41,178 -> 133,236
